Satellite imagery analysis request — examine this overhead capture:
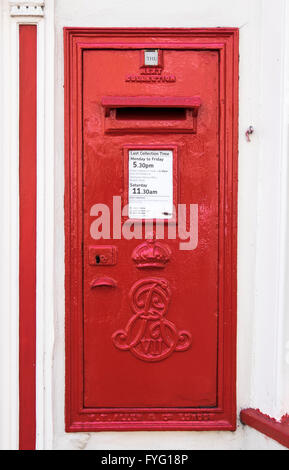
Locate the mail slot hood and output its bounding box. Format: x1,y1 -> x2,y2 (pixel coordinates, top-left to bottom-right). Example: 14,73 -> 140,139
101,96 -> 201,133
101,96 -> 201,108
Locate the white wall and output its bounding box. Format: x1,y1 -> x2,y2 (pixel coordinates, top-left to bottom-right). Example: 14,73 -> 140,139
51,0 -> 289,450
0,0 -> 19,451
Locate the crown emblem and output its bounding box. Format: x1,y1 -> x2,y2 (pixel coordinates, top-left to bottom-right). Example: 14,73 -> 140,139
132,239 -> 171,268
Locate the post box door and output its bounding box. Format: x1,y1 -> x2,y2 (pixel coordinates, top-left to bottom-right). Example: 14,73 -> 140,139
65,28 -> 238,431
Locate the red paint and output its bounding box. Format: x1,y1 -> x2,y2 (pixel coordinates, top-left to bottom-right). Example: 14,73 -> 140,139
101,96 -> 202,108
19,25 -> 37,450
132,239 -> 171,269
89,246 -> 117,266
102,96 -> 201,133
112,278 -> 192,363
65,28 -> 239,432
90,277 -> 118,288
240,409 -> 289,449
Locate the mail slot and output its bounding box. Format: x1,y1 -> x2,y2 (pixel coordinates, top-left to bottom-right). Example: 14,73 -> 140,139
65,28 -> 238,432
101,96 -> 201,133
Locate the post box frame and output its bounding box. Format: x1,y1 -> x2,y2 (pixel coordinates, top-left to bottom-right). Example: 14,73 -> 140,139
64,27 -> 239,432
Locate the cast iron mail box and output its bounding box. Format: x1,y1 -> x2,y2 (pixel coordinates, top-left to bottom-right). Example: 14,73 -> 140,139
64,28 -> 238,431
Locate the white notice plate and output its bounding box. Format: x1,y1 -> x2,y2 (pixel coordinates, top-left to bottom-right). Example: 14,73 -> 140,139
128,149 -> 173,219
144,50 -> 159,66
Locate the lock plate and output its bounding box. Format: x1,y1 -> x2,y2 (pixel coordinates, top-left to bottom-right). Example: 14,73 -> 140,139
89,246 -> 117,266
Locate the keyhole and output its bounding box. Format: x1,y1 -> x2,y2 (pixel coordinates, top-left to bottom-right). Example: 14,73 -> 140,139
95,255 -> 101,264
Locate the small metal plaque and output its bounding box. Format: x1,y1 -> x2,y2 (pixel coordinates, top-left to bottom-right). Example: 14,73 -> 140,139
144,50 -> 159,66
89,246 -> 117,266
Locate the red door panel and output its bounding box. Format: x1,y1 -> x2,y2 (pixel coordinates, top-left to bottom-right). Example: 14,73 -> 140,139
65,28 -> 238,431
83,49 -> 219,408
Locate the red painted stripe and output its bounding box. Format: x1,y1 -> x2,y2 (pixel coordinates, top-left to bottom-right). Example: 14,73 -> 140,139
19,25 -> 37,451
240,408 -> 289,449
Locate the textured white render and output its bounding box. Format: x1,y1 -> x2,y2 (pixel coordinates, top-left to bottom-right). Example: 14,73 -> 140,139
9,1 -> 44,17
0,0 -> 289,450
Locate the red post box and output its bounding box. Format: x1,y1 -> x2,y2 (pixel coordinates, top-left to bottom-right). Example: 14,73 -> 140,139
64,28 -> 238,431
